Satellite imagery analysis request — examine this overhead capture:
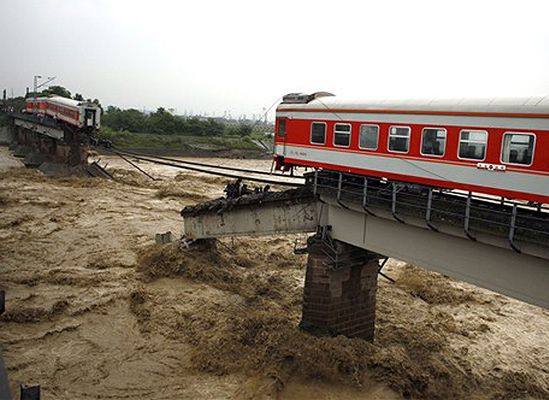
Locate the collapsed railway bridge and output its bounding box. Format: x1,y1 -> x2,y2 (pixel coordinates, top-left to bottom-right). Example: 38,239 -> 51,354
8,111 -> 89,166
3,91 -> 549,343
3,95 -> 105,176
182,172 -> 549,341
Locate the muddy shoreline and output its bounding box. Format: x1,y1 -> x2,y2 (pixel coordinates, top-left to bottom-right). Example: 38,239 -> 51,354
0,147 -> 548,399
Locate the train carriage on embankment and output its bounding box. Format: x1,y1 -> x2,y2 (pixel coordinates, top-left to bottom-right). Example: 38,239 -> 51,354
274,93 -> 549,205
25,95 -> 101,130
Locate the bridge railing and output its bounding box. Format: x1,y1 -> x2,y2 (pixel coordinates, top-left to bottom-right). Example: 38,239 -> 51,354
308,170 -> 549,251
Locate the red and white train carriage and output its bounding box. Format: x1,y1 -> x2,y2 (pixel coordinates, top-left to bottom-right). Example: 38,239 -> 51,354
274,93 -> 549,205
25,95 -> 101,130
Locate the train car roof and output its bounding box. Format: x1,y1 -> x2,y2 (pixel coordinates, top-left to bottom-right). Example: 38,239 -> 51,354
277,94 -> 549,117
30,95 -> 99,109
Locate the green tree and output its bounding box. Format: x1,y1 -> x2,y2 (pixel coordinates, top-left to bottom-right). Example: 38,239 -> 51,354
100,105 -> 261,139
146,107 -> 177,134
102,107 -> 147,132
105,105 -> 121,114
92,98 -> 103,113
228,124 -> 253,137
0,96 -> 26,125
41,85 -> 72,98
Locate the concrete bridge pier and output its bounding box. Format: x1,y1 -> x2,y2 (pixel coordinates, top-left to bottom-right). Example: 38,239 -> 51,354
300,232 -> 381,341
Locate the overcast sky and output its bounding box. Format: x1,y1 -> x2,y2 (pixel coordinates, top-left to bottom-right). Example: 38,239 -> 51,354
1,0 -> 549,118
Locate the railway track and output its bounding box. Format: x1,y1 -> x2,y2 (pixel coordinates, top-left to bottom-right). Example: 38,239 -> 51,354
96,146 -> 549,249
101,147 -> 306,187
113,148 -> 305,179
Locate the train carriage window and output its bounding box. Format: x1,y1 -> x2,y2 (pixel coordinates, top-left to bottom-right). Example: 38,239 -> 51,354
359,124 -> 379,150
388,126 -> 411,153
501,133 -> 535,166
334,123 -> 351,147
421,128 -> 446,157
458,130 -> 487,160
310,122 -> 326,144
277,119 -> 286,137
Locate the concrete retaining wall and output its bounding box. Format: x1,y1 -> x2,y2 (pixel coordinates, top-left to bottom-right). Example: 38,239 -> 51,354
0,126 -> 14,145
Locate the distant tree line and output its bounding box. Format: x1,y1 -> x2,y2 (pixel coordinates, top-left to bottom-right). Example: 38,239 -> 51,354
2,85 -> 270,138
102,106 -> 256,137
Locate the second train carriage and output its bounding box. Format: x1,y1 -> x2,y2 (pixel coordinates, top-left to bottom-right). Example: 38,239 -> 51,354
274,93 -> 549,205
25,95 -> 101,130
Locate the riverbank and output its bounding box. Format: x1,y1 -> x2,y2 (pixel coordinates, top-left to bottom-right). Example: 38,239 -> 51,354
97,128 -> 272,158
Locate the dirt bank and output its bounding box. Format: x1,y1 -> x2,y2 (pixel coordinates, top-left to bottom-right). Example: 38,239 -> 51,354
0,147 -> 548,399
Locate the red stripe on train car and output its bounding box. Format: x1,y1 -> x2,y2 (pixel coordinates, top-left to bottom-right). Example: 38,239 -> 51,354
281,156 -> 549,204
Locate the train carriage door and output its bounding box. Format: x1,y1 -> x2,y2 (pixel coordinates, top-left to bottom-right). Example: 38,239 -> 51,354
84,109 -> 96,128
277,117 -> 287,156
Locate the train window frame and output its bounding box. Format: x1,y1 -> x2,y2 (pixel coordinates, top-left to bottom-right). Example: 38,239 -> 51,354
358,124 -> 380,150
333,123 -> 352,148
457,129 -> 488,161
387,125 -> 411,153
500,132 -> 536,167
420,127 -> 447,158
310,122 -> 327,145
278,119 -> 286,137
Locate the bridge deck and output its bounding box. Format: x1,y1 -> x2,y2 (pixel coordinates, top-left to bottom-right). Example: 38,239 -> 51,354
311,170 -> 549,250
182,178 -> 549,309
182,187 -> 318,238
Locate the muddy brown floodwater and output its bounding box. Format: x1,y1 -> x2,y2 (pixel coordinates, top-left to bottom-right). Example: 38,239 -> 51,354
0,146 -> 548,399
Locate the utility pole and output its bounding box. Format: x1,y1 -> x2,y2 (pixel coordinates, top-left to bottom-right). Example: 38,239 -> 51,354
33,75 -> 41,97
33,75 -> 56,98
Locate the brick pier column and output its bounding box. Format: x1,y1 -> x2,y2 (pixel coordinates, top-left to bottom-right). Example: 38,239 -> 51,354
300,235 -> 380,341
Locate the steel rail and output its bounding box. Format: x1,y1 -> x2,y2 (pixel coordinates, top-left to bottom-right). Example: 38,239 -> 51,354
115,152 -> 157,181
108,150 -> 305,187
111,147 -> 305,180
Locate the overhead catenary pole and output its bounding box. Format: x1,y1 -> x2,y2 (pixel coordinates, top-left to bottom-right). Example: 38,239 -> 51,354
33,75 -> 42,98
33,75 -> 56,98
